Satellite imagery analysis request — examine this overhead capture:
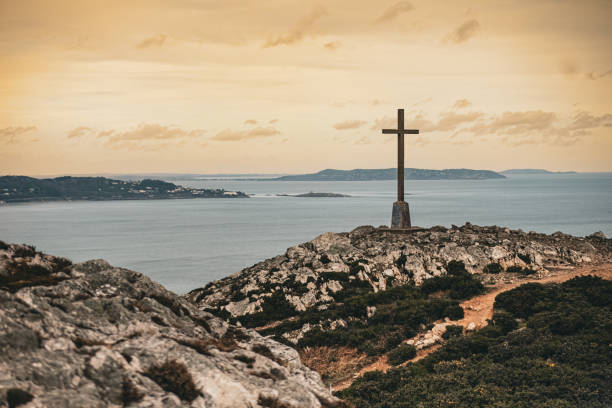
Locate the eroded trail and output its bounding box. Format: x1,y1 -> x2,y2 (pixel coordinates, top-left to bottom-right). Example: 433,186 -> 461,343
333,263 -> 612,391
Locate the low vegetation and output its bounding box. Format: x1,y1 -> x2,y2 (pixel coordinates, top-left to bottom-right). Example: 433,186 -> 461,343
144,360 -> 200,402
338,275 -> 612,407
387,344 -> 417,366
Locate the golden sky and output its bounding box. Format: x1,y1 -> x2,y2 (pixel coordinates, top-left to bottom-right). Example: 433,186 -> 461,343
1,0 -> 611,175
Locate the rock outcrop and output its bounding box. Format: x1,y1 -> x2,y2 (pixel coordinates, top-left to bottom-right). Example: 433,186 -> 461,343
0,241 -> 342,408
186,224 -> 611,338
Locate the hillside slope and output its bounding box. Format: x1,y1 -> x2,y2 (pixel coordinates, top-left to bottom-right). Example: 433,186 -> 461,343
0,242 -> 342,408
186,224 -> 610,386
338,273 -> 612,407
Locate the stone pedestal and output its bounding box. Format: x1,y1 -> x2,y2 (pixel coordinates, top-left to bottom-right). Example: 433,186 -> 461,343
391,201 -> 411,229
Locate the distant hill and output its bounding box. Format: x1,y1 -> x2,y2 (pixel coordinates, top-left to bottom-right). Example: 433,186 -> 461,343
274,168 -> 505,181
501,169 -> 578,175
0,176 -> 248,203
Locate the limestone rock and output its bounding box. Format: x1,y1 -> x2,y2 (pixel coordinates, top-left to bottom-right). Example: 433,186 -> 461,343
0,241 -> 342,408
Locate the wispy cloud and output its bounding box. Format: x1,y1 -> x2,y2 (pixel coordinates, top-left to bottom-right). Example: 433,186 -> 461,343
466,111 -> 556,137
370,104 -> 611,147
333,120 -> 367,130
443,19 -> 480,44
244,119 -> 257,125
436,111 -> 483,131
136,34 -> 168,49
263,6 -> 327,48
211,126 -> 281,141
323,41 -> 341,50
374,1 -> 414,24
453,99 -> 472,109
66,126 -> 94,139
80,123 -> 207,150
0,126 -> 37,143
586,69 -> 612,80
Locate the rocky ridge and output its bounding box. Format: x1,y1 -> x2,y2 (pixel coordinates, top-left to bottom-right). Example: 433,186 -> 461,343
186,224 -> 611,343
0,241 -> 343,408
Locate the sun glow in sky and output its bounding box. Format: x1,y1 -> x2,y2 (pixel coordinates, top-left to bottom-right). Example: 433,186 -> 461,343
1,0 -> 611,175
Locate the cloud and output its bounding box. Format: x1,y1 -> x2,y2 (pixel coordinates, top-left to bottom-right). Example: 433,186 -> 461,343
443,19 -> 480,44
269,119 -> 278,124
453,99 -> 472,109
66,126 -> 94,139
586,69 -> 612,80
375,1 -> 414,24
211,126 -> 281,141
323,41 -> 341,50
568,110 -> 612,131
244,119 -> 257,125
0,126 -> 37,143
371,103 -> 611,147
462,110 -> 611,146
436,111 -> 483,131
263,6 -> 327,48
136,34 -> 168,49
370,99 -> 384,106
371,114 -> 436,131
333,120 -> 367,130
92,123 -> 206,149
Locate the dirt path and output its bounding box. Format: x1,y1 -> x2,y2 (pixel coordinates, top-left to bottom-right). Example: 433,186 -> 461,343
333,263 -> 612,391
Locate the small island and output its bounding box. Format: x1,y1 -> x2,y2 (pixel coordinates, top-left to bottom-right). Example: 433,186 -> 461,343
277,192 -> 351,198
0,176 -> 248,203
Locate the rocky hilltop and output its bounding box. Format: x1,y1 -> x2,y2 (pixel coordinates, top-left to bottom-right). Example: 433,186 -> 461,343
0,242 -> 342,408
188,224 -> 610,322
186,224 -> 610,386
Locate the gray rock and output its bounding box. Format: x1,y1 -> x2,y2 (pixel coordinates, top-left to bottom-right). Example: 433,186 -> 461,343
0,242 -> 343,408
588,231 -> 607,240
186,224 -> 611,345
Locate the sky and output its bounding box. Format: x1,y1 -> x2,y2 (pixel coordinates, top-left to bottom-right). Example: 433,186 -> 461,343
1,0 -> 611,175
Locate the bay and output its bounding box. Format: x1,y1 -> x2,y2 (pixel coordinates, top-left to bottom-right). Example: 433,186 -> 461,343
1,173 -> 611,294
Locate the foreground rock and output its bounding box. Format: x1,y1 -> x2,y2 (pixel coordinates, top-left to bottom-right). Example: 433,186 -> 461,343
0,242 -> 342,408
187,224 -> 611,340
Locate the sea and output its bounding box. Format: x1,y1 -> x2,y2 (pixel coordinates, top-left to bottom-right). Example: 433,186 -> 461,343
1,173 -> 611,294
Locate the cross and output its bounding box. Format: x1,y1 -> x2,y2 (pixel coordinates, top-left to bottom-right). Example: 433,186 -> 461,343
382,108 -> 419,202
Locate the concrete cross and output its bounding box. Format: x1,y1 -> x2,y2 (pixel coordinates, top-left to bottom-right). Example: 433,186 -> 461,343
382,108 -> 419,228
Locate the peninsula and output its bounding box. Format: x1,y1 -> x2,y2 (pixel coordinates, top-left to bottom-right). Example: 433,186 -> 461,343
0,176 -> 248,203
273,168 -> 505,181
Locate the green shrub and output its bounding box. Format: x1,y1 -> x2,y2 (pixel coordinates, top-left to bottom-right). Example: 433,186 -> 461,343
339,277 -> 612,408
483,262 -> 503,274
388,344 -> 417,365
506,265 -> 523,273
319,271 -> 349,282
444,304 -> 464,320
420,263 -> 484,300
238,291 -> 297,328
384,332 -> 404,351
442,325 -> 463,339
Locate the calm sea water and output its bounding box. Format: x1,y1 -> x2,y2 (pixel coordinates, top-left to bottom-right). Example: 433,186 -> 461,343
1,174 -> 611,294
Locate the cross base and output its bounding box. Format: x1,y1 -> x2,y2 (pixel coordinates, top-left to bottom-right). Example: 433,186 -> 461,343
391,201 -> 411,229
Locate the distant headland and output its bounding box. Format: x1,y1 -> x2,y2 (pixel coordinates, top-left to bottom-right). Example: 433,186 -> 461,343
0,176 -> 248,203
276,192 -> 350,197
500,169 -> 578,175
272,168 -> 505,181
